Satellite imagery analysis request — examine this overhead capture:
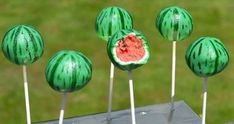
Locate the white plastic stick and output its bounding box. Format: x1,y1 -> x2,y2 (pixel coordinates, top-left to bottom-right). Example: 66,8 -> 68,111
59,93 -> 67,124
107,63 -> 115,121
202,77 -> 208,124
128,71 -> 136,124
22,65 -> 31,124
170,41 -> 177,111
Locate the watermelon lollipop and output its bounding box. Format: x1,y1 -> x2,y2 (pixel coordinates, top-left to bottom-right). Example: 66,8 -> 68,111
95,6 -> 133,121
156,6 -> 193,41
2,25 -> 44,124
155,6 -> 193,111
107,29 -> 150,71
2,25 -> 44,65
107,29 -> 150,124
185,37 -> 229,124
45,50 -> 92,124
185,37 -> 229,77
95,6 -> 133,42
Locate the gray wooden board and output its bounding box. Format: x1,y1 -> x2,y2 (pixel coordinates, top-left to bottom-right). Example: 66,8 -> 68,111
35,101 -> 202,124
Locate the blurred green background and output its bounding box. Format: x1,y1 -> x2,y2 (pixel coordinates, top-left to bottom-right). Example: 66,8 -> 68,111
0,0 -> 233,123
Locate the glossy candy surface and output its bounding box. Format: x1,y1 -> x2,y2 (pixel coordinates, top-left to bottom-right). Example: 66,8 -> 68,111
45,50 -> 92,92
107,29 -> 150,71
95,6 -> 133,41
185,37 -> 229,77
2,25 -> 44,65
156,6 -> 193,41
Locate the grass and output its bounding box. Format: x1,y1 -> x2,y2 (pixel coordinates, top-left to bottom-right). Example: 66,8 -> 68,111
0,0 -> 234,123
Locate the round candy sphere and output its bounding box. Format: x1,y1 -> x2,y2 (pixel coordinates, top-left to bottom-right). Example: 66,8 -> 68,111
2,25 -> 44,65
107,29 -> 150,71
95,6 -> 133,42
156,6 -> 193,41
185,37 -> 229,77
45,50 -> 92,92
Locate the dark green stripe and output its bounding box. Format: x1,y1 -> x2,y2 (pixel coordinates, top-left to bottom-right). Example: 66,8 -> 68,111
173,8 -> 179,32
48,53 -> 67,87
13,26 -> 22,64
118,8 -> 125,29
198,43 -> 203,55
187,37 -> 205,65
70,55 -> 77,90
157,8 -> 170,35
108,8 -> 113,36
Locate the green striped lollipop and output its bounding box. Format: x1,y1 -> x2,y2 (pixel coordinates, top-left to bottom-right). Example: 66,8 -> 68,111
185,37 -> 229,77
45,50 -> 92,92
156,6 -> 193,112
45,50 -> 92,124
1,25 -> 44,124
107,29 -> 150,71
156,6 -> 193,41
2,25 -> 44,65
107,29 -> 150,124
95,6 -> 133,42
185,37 -> 229,124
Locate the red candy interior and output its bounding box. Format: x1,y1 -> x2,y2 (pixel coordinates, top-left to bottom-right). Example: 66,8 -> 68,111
116,34 -> 145,62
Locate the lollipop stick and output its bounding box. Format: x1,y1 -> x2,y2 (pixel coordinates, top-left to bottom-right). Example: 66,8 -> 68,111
128,71 -> 136,124
107,62 -> 115,121
59,93 -> 67,124
22,65 -> 31,124
202,77 -> 208,124
170,41 -> 177,111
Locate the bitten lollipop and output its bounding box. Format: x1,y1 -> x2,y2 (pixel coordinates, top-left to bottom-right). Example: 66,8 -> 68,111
185,37 -> 229,124
95,6 -> 133,120
155,6 -> 193,111
45,50 -> 92,124
2,25 -> 44,124
107,29 -> 150,124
